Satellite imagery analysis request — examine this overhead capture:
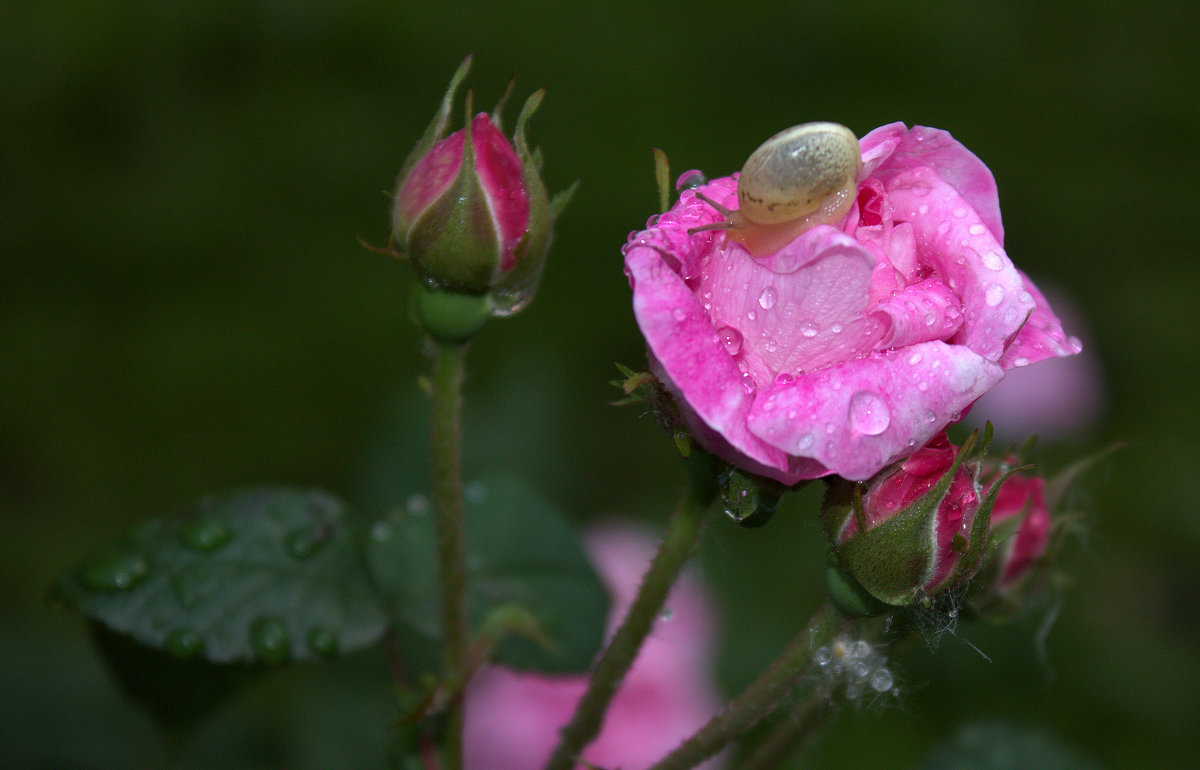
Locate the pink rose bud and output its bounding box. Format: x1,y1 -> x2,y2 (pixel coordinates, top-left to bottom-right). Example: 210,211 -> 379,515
823,432 -> 986,608
391,58 -> 571,335
624,123 -> 1081,483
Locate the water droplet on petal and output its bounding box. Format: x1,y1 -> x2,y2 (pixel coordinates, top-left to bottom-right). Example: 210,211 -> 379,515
659,607 -> 673,621
672,307 -> 687,321
306,626 -> 338,657
675,169 -> 706,190
774,372 -> 795,386
166,629 -> 204,659
1068,336 -> 1083,353
746,310 -> 757,321
757,286 -> 777,310
830,323 -> 843,334
717,325 -> 743,355
800,321 -> 818,338
981,251 -> 1004,270
250,616 -> 290,664
741,372 -> 757,394
180,518 -> 231,552
795,433 -> 815,452
907,352 -> 923,365
849,391 -> 891,436
985,285 -> 1005,307
80,547 -> 151,592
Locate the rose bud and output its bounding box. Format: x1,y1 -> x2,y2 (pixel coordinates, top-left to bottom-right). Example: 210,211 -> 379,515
822,430 -> 1021,610
392,57 -> 573,340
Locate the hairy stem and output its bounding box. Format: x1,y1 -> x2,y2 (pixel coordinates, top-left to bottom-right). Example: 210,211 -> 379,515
430,342 -> 467,770
648,602 -> 849,770
544,456 -> 717,770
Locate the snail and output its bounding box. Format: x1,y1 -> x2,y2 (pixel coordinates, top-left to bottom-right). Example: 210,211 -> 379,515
690,122 -> 862,257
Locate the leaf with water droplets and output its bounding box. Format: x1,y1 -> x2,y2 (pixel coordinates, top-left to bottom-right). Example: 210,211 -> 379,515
53,488 -> 387,665
366,475 -> 608,676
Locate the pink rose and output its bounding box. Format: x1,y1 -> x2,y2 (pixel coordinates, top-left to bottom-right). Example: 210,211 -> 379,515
463,524 -> 724,770
624,123 -> 1080,482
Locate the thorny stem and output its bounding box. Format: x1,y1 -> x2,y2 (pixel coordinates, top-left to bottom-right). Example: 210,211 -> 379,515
430,342 -> 468,770
647,602 -> 850,770
544,455 -> 718,770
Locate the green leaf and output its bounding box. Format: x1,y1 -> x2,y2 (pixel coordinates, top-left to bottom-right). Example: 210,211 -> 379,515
366,475 -> 608,676
54,488 -> 388,665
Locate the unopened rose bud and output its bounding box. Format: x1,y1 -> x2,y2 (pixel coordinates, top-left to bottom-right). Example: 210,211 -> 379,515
823,432 -> 1010,609
391,58 -> 572,340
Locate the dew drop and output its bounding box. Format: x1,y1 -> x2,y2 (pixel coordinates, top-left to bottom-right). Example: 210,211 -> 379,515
659,607 -> 674,622
166,629 -> 204,659
926,410 -> 938,423
968,223 -> 986,235
370,521 -> 393,543
672,307 -> 687,321
80,547 -> 151,592
170,574 -> 199,609
814,646 -> 833,666
849,640 -> 871,659
830,323 -> 843,334
981,251 -> 1004,270
917,203 -> 930,215
306,626 -> 339,657
717,326 -> 743,356
741,372 -> 757,394
918,381 -> 929,392
286,526 -> 330,560
250,616 -> 290,664
746,310 -> 757,321
985,285 -> 1005,307
907,352 -> 923,365
852,660 -> 871,678
757,286 -> 778,310
870,667 -> 894,692
464,481 -> 487,504
849,391 -> 891,436
800,321 -> 818,338
1068,336 -> 1083,353
180,517 -> 231,553
1013,356 -> 1031,367
774,372 -> 795,386
795,433 -> 815,451
406,494 -> 430,517
675,169 -> 706,190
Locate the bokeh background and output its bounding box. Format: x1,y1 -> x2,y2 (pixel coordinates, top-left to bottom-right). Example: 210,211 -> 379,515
3,1 -> 1197,767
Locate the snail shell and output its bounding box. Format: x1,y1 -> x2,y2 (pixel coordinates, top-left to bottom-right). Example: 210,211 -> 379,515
737,122 -> 860,225
690,122 -> 861,257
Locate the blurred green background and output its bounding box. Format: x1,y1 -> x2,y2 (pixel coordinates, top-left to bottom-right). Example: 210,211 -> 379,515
3,0 -> 1197,767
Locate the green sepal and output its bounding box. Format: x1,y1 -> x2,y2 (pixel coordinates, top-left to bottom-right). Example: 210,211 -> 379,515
396,55 -> 472,185
935,461 -> 1028,594
823,433 -> 977,606
653,147 -> 671,213
825,561 -> 890,617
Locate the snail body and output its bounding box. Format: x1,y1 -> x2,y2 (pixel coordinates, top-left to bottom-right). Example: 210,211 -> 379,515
691,122 -> 862,257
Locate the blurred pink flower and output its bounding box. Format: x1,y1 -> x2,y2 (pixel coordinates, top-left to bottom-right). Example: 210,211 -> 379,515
624,123 -> 1080,482
463,524 -> 724,770
965,289 -> 1104,442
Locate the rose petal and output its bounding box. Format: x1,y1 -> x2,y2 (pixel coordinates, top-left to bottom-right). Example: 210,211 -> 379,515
471,113 -> 530,269
1001,271 -> 1082,366
746,341 -> 1005,481
885,167 -> 1032,362
871,276 -> 964,350
700,227 -> 884,381
626,243 -> 788,474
